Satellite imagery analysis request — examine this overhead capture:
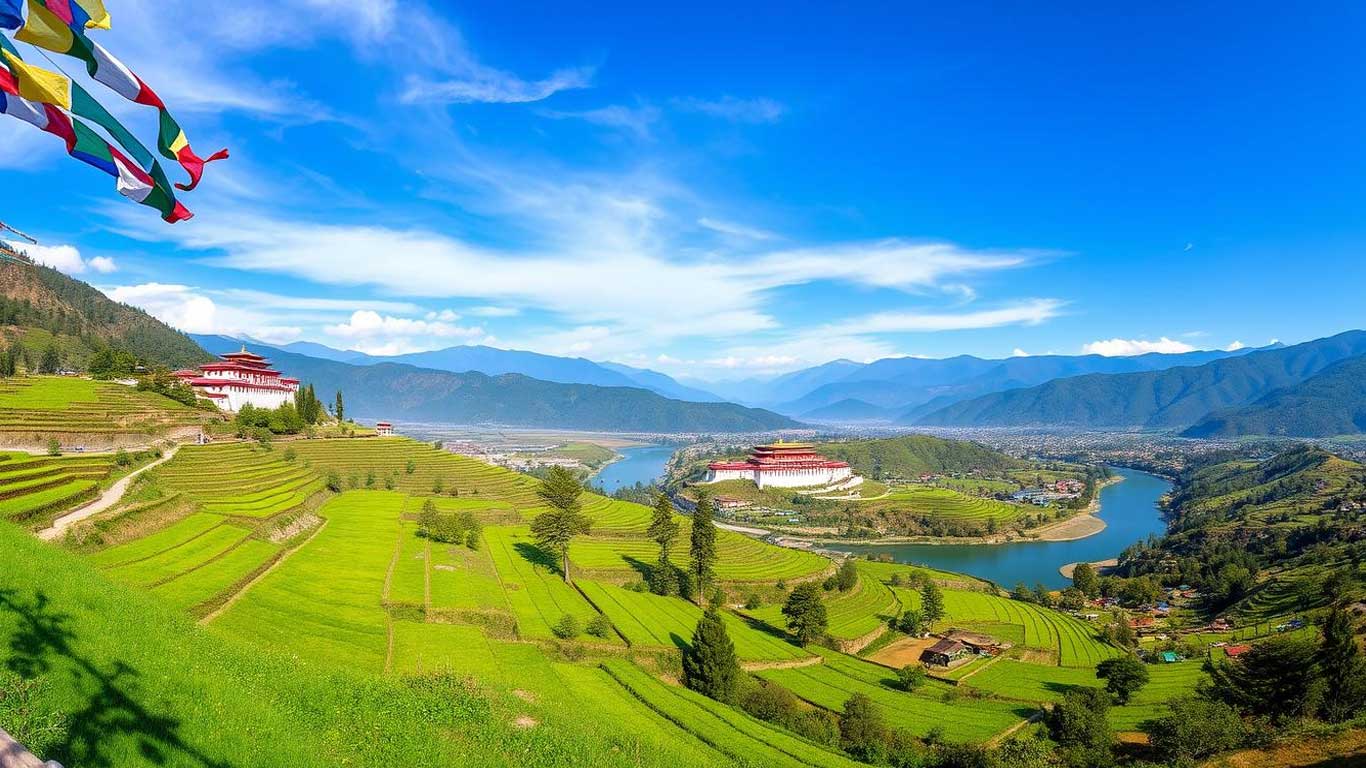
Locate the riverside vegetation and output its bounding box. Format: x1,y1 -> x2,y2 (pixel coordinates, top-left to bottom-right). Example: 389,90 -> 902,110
0,378 -> 1364,767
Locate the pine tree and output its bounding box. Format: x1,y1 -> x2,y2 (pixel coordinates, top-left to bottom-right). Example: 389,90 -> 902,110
688,490 -> 717,605
648,491 -> 681,594
682,607 -> 740,703
783,582 -> 828,645
921,580 -> 945,625
39,342 -> 60,374
1319,604 -> 1366,722
334,390 -> 345,423
530,466 -> 592,583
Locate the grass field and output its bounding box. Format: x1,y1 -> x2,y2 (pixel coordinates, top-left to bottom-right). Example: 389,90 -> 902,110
571,524 -> 830,583
758,648 -> 1032,742
0,518 -> 743,768
937,588 -> 1120,667
484,524 -> 607,640
858,485 -> 1025,525
578,580 -> 813,662
150,442 -> 323,518
748,565 -> 900,641
603,659 -> 863,768
0,451 -> 113,526
0,376 -> 213,438
962,657 -> 1206,731
213,491 -> 405,668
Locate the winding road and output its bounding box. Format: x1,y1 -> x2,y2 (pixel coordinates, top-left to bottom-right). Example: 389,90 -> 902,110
38,445 -> 180,542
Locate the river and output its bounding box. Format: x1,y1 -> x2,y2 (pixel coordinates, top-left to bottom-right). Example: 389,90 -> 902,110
593,444 -> 674,491
826,467 -> 1171,589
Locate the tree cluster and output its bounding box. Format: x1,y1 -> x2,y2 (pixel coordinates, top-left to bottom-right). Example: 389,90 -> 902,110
416,499 -> 482,550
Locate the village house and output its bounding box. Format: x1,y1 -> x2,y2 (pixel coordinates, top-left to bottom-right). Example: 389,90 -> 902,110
375,421 -> 395,437
920,638 -> 972,668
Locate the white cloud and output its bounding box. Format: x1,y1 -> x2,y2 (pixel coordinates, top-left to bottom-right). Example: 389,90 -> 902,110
104,283 -> 222,335
1225,340 -> 1246,351
467,306 -> 520,317
697,217 -> 778,241
402,66 -> 594,105
1081,337 -> 1197,356
214,288 -> 421,314
24,244 -> 117,275
539,104 -> 660,139
324,310 -> 485,354
1012,348 -> 1031,357
676,96 -> 787,123
825,299 -> 1065,336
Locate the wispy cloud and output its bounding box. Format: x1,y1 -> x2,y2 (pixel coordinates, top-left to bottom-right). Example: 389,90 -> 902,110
538,103 -> 660,139
324,309 -> 486,355
675,95 -> 787,123
697,217 -> 779,241
402,66 -> 594,105
24,244 -> 117,275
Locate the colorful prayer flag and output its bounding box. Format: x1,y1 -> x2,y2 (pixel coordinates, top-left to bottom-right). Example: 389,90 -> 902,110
76,0 -> 109,30
0,48 -> 70,108
0,0 -> 23,30
16,0 -> 227,190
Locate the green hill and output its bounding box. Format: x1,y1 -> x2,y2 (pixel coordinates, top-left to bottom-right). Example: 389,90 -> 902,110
1116,446 -> 1366,620
816,434 -> 1024,481
0,376 -> 218,449
0,262 -> 209,371
1183,355 -> 1366,437
916,330 -> 1366,429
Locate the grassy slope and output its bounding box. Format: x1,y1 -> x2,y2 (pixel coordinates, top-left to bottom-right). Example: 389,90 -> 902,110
0,520 -> 722,768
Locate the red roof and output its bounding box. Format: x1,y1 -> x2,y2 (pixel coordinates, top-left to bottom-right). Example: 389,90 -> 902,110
1225,644 -> 1252,657
185,377 -> 296,392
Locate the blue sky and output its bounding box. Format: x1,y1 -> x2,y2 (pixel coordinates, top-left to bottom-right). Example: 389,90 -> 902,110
3,1 -> 1364,381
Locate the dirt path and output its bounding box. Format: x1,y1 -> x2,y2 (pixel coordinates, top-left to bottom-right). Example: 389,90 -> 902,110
986,710 -> 1044,747
1059,558 -> 1119,579
740,654 -> 824,672
38,445 -> 180,542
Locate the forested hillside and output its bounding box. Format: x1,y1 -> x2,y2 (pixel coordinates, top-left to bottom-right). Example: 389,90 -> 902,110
0,263 -> 208,371
1183,355 -> 1366,437
917,331 -> 1366,429
816,434 -> 1024,480
1115,446 -> 1365,619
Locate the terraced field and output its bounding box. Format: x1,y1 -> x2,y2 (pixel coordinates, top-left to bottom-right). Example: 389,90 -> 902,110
213,491 -> 405,668
938,588 -> 1121,667
290,438 -> 543,507
962,658 -> 1206,731
578,580 -> 813,662
152,442 -> 323,518
0,376 -> 213,439
0,450 -> 112,525
484,525 -> 610,640
758,648 -> 1032,742
748,565 -> 900,641
858,485 -> 1024,524
604,659 -> 863,768
571,524 -> 830,583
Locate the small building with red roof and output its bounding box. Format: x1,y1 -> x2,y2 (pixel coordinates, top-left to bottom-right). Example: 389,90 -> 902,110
173,346 -> 300,412
703,440 -> 857,489
1224,644 -> 1252,657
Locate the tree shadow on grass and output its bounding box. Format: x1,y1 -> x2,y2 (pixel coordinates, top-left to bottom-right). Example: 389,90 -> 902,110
0,588 -> 235,768
729,610 -> 798,646
1042,681 -> 1080,695
513,541 -> 559,573
620,556 -> 654,583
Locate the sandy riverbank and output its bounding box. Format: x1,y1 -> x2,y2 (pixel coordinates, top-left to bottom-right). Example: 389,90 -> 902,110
1058,558 -> 1118,579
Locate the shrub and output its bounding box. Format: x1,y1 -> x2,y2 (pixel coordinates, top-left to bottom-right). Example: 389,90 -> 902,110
586,614 -> 613,639
835,559 -> 858,591
45,438 -> 61,456
551,614 -> 582,639
405,459 -> 417,474
325,470 -> 342,492
895,664 -> 926,692
839,693 -> 888,763
113,448 -> 132,468
282,447 -> 297,463
1145,698 -> 1245,764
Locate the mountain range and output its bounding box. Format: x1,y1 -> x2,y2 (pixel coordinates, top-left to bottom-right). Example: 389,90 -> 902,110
243,338 -> 723,403
700,345 -> 1275,420
1181,354 -> 1366,438
916,330 -> 1366,432
194,335 -> 795,433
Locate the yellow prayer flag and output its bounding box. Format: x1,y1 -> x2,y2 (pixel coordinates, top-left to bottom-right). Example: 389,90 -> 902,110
76,0 -> 111,29
1,49 -> 71,109
14,1 -> 77,55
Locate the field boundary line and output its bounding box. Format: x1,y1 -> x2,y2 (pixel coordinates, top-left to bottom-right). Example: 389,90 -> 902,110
92,519 -> 227,570
142,532 -> 252,589
199,517 -> 329,625
740,654 -> 823,672
985,708 -> 1044,747
572,580 -> 634,647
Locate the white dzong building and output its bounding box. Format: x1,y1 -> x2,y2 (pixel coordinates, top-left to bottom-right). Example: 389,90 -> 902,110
703,441 -> 855,489
173,347 -> 300,412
